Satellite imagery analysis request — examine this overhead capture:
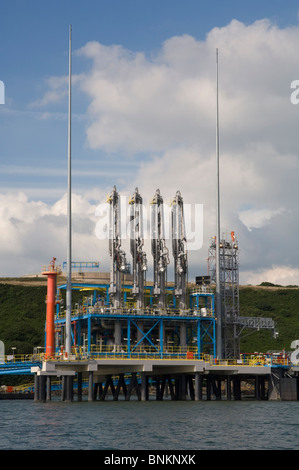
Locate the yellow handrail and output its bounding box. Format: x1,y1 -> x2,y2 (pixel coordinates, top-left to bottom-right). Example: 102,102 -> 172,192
0,350 -> 291,368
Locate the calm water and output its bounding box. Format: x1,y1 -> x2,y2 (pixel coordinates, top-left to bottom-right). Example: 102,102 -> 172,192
0,398 -> 298,450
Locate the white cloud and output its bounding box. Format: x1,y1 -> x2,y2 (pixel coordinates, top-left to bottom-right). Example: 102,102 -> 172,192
72,20 -> 299,158
242,266 -> 299,286
0,191 -> 108,276
3,18 -> 299,284
30,76 -> 69,107
238,207 -> 285,231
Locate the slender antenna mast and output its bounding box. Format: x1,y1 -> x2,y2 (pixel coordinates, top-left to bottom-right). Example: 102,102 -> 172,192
215,48 -> 222,359
65,24 -> 72,355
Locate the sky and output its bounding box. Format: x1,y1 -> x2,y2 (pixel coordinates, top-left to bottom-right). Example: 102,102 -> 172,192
1,0 -> 299,285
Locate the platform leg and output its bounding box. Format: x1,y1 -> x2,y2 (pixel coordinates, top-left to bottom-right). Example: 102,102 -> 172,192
88,371 -> 94,401
77,372 -> 82,402
34,374 -> 40,402
46,376 -> 51,401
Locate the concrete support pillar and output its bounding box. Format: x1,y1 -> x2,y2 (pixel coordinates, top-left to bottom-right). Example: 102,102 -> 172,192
65,376 -> 73,402
178,374 -> 186,400
217,378 -> 222,400
39,375 -> 46,402
61,376 -> 66,401
182,374 -> 187,400
261,376 -> 266,400
46,376 -> 51,401
34,374 -> 40,402
233,376 -> 241,400
88,371 -> 94,401
255,375 -> 261,400
141,372 -> 148,401
77,372 -> 82,402
186,375 -> 195,400
227,376 -> 232,400
194,372 -> 202,401
93,383 -> 99,400
206,376 -> 211,400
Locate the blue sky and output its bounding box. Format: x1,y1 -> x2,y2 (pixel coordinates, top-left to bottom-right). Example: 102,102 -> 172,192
1,0 -> 298,201
1,1 -> 299,281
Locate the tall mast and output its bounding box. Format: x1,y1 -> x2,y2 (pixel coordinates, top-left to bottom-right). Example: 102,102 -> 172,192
215,48 -> 222,358
65,24 -> 72,355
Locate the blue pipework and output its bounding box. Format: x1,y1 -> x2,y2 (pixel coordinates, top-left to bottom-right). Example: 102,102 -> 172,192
53,283 -> 216,359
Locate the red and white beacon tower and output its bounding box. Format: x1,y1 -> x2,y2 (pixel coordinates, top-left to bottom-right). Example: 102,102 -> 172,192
42,258 -> 61,358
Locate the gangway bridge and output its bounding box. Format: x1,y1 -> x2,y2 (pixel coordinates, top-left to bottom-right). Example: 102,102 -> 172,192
0,357 -> 42,375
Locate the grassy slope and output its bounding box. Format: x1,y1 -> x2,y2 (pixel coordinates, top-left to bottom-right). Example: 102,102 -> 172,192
239,286 -> 299,353
0,282 -> 47,354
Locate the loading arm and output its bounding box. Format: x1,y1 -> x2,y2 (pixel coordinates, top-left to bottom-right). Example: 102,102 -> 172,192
107,185 -> 127,308
129,187 -> 147,310
150,189 -> 170,308
171,190 -> 188,311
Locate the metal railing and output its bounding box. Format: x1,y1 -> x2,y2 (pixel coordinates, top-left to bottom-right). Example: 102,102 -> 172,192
0,351 -> 292,368
0,354 -> 42,364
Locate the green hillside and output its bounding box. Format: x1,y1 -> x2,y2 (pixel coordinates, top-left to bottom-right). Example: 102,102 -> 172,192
239,285 -> 299,353
0,281 -> 47,355
0,280 -> 298,356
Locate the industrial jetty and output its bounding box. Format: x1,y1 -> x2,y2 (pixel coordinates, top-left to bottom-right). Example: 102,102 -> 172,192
25,186 -> 299,403
2,30 -> 299,403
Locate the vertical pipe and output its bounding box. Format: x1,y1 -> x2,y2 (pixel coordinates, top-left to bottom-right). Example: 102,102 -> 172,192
127,319 -> 131,358
180,323 -> 187,352
215,48 -> 222,359
160,320 -> 163,358
114,321 -> 121,351
66,24 -> 72,355
42,259 -> 59,358
197,320 -> 201,359
87,315 -> 91,356
45,273 -> 56,358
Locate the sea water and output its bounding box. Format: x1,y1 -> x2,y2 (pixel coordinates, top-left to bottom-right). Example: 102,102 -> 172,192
0,398 -> 298,450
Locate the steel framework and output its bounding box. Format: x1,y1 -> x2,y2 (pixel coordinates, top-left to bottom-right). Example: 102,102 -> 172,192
50,187 -> 216,360
208,233 -> 276,358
